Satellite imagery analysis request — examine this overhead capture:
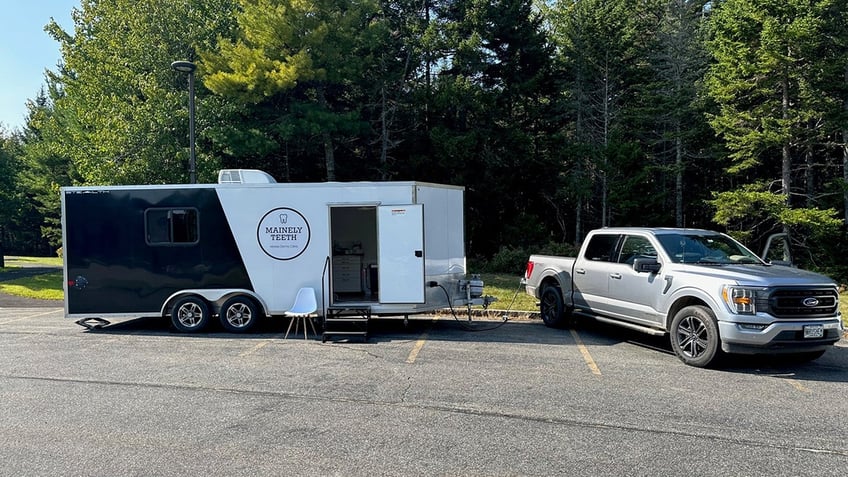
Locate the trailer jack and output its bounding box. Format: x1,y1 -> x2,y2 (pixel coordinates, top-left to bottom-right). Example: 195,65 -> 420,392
75,318 -> 111,331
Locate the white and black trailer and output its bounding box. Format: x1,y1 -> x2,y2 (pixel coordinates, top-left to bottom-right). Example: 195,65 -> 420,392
61,170 -> 485,339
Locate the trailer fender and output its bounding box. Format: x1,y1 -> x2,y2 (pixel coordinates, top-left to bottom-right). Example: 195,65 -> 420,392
161,289 -> 270,318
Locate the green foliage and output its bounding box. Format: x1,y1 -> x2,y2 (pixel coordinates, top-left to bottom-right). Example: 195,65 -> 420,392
711,182 -> 841,234
45,0 -> 238,185
5,0 -> 847,276
703,0 -> 838,174
202,0 -> 381,180
480,241 -> 579,275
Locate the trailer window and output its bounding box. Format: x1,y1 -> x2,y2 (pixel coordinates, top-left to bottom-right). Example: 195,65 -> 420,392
146,208 -> 199,245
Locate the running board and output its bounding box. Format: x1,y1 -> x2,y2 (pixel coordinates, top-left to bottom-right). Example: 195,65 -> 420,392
575,312 -> 667,336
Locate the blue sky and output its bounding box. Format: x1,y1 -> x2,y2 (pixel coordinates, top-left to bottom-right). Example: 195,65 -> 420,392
0,1 -> 79,131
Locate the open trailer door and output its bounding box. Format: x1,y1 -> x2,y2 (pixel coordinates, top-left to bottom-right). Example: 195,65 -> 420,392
378,204 -> 425,303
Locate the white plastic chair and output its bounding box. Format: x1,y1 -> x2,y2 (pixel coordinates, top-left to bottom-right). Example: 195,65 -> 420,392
284,287 -> 318,339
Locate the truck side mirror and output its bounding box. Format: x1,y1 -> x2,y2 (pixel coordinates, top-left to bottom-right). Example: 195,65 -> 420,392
633,258 -> 661,274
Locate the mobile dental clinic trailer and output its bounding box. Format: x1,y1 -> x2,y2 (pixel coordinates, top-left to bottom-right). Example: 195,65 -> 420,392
61,170 -> 486,338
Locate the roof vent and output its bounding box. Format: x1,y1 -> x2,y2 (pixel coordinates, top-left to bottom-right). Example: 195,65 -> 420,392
218,169 -> 276,184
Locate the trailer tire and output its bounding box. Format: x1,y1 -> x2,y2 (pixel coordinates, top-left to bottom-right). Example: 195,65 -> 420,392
171,296 -> 211,333
219,296 -> 260,333
540,285 -> 572,328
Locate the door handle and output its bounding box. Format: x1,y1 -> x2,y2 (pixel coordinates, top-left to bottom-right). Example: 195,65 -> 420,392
575,268 -> 586,275
610,273 -> 622,279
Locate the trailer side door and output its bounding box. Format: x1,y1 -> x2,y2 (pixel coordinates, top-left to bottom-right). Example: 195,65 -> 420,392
378,204 -> 425,303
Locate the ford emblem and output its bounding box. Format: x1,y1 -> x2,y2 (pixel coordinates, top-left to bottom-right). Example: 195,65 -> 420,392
802,297 -> 819,307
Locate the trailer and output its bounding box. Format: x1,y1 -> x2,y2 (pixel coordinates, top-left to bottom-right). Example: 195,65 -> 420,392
61,170 -> 486,339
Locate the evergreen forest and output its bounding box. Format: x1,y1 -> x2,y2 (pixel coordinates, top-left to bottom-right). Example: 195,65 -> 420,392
0,0 -> 846,279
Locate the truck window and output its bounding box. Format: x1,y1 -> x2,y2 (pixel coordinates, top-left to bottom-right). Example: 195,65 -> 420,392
656,233 -> 760,264
617,236 -> 656,265
145,208 -> 199,245
582,234 -> 619,262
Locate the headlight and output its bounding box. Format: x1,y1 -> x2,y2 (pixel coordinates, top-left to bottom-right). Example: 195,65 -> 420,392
722,286 -> 756,314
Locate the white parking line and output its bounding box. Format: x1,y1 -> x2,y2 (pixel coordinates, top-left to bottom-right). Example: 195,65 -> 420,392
0,308 -> 63,325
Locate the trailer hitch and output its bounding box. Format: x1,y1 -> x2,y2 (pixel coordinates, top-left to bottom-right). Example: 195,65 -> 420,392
75,317 -> 111,331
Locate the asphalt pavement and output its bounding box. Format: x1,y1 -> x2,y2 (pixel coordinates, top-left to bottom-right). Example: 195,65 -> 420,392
1,301 -> 846,476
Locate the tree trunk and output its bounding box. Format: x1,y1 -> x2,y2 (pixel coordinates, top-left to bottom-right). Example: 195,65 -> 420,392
843,126 -> 848,224
317,87 -> 336,181
380,84 -> 389,180
575,197 -> 583,245
675,132 -> 683,227
805,147 -> 814,208
781,73 -> 791,206
844,64 -> 848,224
781,72 -> 791,245
323,131 -> 335,181
601,55 -> 610,227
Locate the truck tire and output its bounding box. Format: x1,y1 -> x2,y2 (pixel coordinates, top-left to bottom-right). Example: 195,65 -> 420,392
540,286 -> 571,328
670,305 -> 720,368
171,296 -> 211,333
219,296 -> 260,333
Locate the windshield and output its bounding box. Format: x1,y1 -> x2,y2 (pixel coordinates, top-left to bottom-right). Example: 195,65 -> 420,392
655,233 -> 762,265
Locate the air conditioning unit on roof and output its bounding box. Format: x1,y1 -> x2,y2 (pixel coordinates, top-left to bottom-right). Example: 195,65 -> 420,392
217,169 -> 277,184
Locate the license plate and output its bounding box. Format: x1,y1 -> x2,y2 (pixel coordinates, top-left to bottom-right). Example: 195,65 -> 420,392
803,325 -> 824,339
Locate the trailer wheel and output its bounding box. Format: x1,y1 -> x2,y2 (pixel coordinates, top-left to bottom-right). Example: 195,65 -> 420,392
540,286 -> 572,328
171,296 -> 210,333
219,296 -> 260,333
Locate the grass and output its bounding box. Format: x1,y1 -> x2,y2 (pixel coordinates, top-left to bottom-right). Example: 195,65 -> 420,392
0,255 -> 64,301
3,256 -> 63,267
478,273 -> 537,313
0,272 -> 64,300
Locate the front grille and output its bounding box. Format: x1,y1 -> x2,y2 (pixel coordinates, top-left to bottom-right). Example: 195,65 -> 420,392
758,288 -> 839,318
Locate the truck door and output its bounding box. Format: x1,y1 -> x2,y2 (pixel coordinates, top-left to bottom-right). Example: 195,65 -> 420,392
378,204 -> 425,303
572,233 -> 620,314
606,234 -> 666,325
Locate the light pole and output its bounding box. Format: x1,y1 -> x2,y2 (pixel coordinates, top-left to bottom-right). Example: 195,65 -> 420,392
171,60 -> 197,184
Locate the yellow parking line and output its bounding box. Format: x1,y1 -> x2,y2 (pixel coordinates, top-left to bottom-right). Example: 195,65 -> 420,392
786,378 -> 810,393
406,332 -> 428,364
239,333 -> 285,357
239,341 -> 270,357
0,309 -> 62,325
570,329 -> 602,376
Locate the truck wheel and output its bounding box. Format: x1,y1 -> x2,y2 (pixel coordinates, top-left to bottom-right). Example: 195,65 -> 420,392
540,286 -> 571,328
171,296 -> 210,333
670,305 -> 720,368
219,296 -> 260,333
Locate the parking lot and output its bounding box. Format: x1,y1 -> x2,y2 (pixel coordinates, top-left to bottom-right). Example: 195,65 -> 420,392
2,302 -> 847,476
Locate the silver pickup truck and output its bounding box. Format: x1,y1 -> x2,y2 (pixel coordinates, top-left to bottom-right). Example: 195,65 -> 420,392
523,227 -> 843,367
